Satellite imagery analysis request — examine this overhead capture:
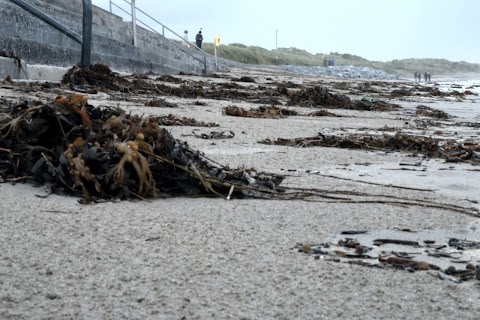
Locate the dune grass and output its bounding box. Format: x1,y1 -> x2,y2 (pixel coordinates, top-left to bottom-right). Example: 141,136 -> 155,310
200,43 -> 480,77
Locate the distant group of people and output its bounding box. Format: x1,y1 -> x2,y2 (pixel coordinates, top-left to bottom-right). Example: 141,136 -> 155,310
414,71 -> 431,83
183,30 -> 203,48
323,57 -> 335,67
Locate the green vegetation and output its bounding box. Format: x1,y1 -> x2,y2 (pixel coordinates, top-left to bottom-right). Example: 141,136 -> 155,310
201,43 -> 480,76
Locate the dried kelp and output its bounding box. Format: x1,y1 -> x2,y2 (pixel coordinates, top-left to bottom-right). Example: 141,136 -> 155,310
156,114 -> 218,127
352,98 -> 400,111
416,105 -> 451,119
288,86 -> 352,108
307,110 -> 340,117
157,83 -> 205,98
287,86 -> 399,111
146,99 -> 178,108
62,64 -> 130,91
296,228 -> 480,283
231,76 -> 256,83
223,105 -> 290,118
260,131 -> 480,164
155,75 -> 185,84
391,88 -> 412,97
0,95 -> 284,201
192,130 -> 235,139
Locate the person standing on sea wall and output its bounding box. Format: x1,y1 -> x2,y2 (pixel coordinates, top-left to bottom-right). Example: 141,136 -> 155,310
183,30 -> 189,47
195,31 -> 203,48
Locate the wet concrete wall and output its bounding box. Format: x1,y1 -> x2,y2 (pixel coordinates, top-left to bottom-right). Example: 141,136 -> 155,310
0,0 -> 232,75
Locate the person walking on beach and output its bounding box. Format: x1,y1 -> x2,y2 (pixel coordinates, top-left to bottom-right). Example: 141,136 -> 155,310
424,72 -> 428,83
195,31 -> 203,48
183,30 -> 189,47
324,57 -> 328,67
414,72 -> 421,83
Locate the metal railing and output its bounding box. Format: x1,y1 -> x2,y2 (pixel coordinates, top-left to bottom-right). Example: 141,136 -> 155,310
109,0 -> 207,75
8,0 -> 92,67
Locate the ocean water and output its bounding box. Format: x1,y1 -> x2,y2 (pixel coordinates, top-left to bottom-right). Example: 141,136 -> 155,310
428,80 -> 480,120
436,79 -> 480,95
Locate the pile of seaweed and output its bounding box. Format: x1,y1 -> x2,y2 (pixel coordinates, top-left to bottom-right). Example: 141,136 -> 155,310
260,131 -> 480,164
223,105 -> 339,118
288,86 -> 399,111
0,94 -> 284,201
62,64 -> 130,91
223,105 -> 297,118
416,105 -> 451,119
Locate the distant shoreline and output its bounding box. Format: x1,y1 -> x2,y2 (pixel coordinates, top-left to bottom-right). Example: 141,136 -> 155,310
432,73 -> 480,82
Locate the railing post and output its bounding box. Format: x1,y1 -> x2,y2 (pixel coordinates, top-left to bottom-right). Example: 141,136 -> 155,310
131,0 -> 137,46
81,0 -> 92,67
203,55 -> 207,75
109,0 -> 112,13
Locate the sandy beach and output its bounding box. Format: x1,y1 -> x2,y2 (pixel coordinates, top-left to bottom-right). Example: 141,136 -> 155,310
1,66 -> 479,319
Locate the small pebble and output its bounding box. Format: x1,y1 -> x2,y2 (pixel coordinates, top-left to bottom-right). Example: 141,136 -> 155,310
46,293 -> 59,300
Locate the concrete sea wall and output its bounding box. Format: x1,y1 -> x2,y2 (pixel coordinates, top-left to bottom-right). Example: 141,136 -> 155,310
0,0 -> 232,78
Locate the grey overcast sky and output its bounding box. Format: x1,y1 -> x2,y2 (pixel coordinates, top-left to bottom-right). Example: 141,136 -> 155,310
91,0 -> 479,63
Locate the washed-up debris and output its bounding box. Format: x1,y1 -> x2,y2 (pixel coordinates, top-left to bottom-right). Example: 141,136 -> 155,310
63,64 -> 130,91
307,110 -> 340,117
223,105 -> 289,118
218,82 -> 245,90
260,131 -> 480,164
155,74 -> 185,84
64,65 -> 196,96
190,130 -> 235,140
332,82 -> 351,90
157,83 -> 205,98
276,81 -> 303,95
287,86 -> 399,111
155,114 -> 218,127
391,88 -> 412,97
192,100 -> 207,106
223,105 -> 340,118
416,105 -> 451,119
288,86 -> 352,108
448,238 -> 480,249
0,94 -> 284,201
428,87 -> 464,98
231,76 -> 256,83
146,99 -> 178,108
352,98 -> 400,111
295,227 -> 480,283
355,82 -> 380,94
1,94 -> 478,214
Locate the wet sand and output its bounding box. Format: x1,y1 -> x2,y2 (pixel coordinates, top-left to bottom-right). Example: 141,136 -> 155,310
0,66 -> 479,319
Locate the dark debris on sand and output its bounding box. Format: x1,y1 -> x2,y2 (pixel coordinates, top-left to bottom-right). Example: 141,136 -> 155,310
0,94 -> 284,202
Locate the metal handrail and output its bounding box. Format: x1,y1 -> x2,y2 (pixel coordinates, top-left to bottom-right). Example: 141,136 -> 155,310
8,0 -> 92,67
110,0 -> 207,74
